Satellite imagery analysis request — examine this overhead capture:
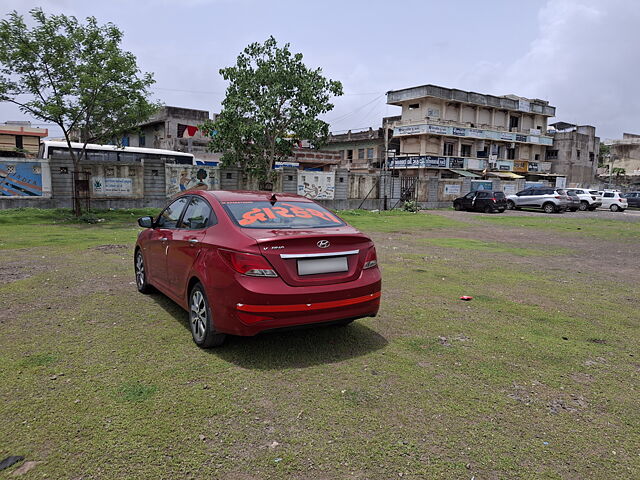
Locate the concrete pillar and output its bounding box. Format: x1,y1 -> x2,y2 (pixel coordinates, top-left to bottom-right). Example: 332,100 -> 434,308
420,136 -> 427,155
475,106 -> 479,125
491,109 -> 496,128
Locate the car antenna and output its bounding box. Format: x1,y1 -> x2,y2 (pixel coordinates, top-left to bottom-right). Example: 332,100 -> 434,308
269,194 -> 277,206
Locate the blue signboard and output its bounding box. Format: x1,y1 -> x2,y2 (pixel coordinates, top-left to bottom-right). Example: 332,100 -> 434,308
0,162 -> 43,196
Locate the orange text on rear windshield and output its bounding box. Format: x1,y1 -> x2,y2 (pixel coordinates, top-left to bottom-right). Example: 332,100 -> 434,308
237,203 -> 342,226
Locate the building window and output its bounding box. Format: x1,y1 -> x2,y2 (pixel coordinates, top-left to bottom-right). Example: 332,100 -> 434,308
347,149 -> 353,161
507,148 -> 516,160
589,152 -> 595,162
366,147 -> 374,159
534,154 -> 540,161
287,175 -> 293,181
460,144 -> 472,157
443,142 -> 454,156
122,136 -> 130,147
59,167 -> 68,174
358,148 -> 365,160
226,172 -> 233,179
15,135 -> 23,150
576,149 -> 581,158
546,150 -> 558,160
408,103 -> 420,110
139,134 -> 145,147
509,116 -> 519,130
151,169 -> 159,176
128,169 -> 136,177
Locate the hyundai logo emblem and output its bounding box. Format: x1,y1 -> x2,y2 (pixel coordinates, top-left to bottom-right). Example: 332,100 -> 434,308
317,240 -> 330,248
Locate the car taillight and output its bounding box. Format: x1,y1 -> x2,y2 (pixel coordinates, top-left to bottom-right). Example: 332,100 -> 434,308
555,196 -> 562,199
491,198 -> 496,202
219,250 -> 278,277
363,246 -> 378,269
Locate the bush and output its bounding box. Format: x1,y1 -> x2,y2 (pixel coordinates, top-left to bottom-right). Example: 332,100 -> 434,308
78,212 -> 99,224
402,200 -> 419,213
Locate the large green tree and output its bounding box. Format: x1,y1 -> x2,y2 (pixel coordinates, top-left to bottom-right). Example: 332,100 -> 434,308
0,8 -> 158,212
202,36 -> 343,183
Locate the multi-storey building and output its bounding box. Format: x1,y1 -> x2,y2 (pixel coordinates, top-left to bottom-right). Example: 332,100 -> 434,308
0,122 -> 48,156
546,122 -> 599,185
606,133 -> 640,177
385,84 -> 556,180
324,124 -> 400,173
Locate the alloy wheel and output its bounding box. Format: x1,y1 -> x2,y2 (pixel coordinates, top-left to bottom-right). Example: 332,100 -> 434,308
135,252 -> 145,288
190,290 -> 207,343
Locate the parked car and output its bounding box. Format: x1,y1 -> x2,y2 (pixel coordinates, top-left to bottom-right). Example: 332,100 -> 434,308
134,191 -> 381,347
565,188 -> 602,211
623,192 -> 640,208
565,190 -> 581,212
506,187 -> 570,213
600,191 -> 628,212
453,190 -> 507,213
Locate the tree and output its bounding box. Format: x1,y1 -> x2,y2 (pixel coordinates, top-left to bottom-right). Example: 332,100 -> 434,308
201,36 -> 343,185
0,8 -> 158,214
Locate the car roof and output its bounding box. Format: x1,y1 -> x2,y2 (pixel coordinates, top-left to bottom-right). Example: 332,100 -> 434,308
188,190 -> 315,203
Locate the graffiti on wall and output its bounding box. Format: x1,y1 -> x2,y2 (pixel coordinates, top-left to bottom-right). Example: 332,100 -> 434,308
297,171 -> 335,199
165,165 -> 220,197
0,162 -> 43,196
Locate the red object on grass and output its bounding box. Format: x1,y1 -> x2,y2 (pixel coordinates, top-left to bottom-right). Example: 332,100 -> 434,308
460,296 -> 473,301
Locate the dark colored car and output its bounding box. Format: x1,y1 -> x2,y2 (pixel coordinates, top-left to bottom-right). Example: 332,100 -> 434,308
623,192 -> 640,208
453,190 -> 507,213
565,190 -> 580,212
134,191 -> 381,348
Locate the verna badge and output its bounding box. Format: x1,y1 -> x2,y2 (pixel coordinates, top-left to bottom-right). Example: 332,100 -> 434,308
317,240 -> 330,249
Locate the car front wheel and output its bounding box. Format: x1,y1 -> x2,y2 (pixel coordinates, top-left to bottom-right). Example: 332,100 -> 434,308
134,250 -> 153,294
610,204 -> 620,212
454,203 -> 462,211
579,201 -> 588,211
189,283 -> 226,348
507,200 -> 515,210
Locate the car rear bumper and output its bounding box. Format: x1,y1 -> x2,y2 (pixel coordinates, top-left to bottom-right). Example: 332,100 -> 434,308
209,269 -> 382,336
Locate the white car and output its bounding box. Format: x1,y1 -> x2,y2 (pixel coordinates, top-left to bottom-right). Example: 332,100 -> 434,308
566,189 -> 602,211
600,191 -> 628,212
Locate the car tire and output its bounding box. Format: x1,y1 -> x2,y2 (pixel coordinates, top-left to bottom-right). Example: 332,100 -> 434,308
189,283 -> 226,348
134,249 -> 154,294
507,200 -> 515,210
610,204 -> 620,212
579,201 -> 588,211
588,206 -> 598,211
543,202 -> 556,214
454,203 -> 462,211
497,208 -> 505,213
484,205 -> 493,214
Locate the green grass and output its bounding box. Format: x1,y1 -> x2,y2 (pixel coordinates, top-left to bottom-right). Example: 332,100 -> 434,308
476,214 -> 640,240
338,209 -> 466,232
0,208 -> 638,479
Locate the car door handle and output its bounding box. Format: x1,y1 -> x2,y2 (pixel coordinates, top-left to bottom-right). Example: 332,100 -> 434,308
160,237 -> 168,241
188,239 -> 199,244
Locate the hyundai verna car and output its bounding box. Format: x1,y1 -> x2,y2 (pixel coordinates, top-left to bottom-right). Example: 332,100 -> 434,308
134,191 -> 381,348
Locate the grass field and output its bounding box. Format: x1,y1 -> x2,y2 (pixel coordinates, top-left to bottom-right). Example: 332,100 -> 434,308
0,208 -> 638,479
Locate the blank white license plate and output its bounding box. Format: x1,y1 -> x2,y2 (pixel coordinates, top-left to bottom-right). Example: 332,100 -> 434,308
297,256 -> 348,276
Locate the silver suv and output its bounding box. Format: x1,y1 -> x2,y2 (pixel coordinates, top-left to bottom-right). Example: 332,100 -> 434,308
506,187 -> 570,213
566,188 -> 602,211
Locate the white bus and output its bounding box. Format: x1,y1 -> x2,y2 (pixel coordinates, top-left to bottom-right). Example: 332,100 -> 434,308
38,140 -> 194,165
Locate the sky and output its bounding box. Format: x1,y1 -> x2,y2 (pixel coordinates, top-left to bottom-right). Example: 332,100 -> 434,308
0,0 -> 638,140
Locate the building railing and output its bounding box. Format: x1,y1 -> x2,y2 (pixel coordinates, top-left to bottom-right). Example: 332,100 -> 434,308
387,155 -> 552,173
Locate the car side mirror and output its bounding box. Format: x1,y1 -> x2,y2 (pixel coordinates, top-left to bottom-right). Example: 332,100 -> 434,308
138,216 -> 154,228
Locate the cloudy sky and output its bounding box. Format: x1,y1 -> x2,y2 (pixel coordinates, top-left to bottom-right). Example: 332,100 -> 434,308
0,0 -> 637,140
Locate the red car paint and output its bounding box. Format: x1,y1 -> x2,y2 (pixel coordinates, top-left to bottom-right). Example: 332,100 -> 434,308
135,190 -> 381,337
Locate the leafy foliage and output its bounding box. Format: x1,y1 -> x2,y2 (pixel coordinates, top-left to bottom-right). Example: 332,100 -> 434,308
0,8 -> 158,163
201,36 -> 343,180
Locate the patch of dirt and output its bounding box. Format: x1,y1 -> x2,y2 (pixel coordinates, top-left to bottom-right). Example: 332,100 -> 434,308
91,244 -> 130,252
570,373 -> 595,384
0,264 -> 31,284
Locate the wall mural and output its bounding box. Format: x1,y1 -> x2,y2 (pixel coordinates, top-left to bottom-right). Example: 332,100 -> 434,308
0,162 -> 43,196
165,165 -> 220,197
297,171 -> 335,199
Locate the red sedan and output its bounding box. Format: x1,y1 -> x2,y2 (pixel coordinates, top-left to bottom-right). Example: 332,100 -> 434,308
134,191 -> 381,347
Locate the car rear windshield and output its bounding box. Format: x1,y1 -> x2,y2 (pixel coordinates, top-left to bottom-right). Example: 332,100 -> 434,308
222,201 -> 345,229
494,192 -> 505,199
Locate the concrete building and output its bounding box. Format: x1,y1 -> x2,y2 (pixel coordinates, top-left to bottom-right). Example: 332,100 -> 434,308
385,84 -> 556,183
546,122 -> 599,186
122,106 -> 218,161
606,133 -> 640,176
324,126 -> 400,173
0,122 -> 48,156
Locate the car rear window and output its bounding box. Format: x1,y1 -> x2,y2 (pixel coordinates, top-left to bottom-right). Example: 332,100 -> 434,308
494,192 -> 505,199
222,201 -> 345,229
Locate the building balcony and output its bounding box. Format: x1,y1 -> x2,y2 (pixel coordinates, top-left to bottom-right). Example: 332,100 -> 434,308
390,119 -> 553,146
387,155 -> 552,173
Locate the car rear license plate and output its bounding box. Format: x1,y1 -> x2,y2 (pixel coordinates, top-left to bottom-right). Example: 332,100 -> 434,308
297,256 -> 348,276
